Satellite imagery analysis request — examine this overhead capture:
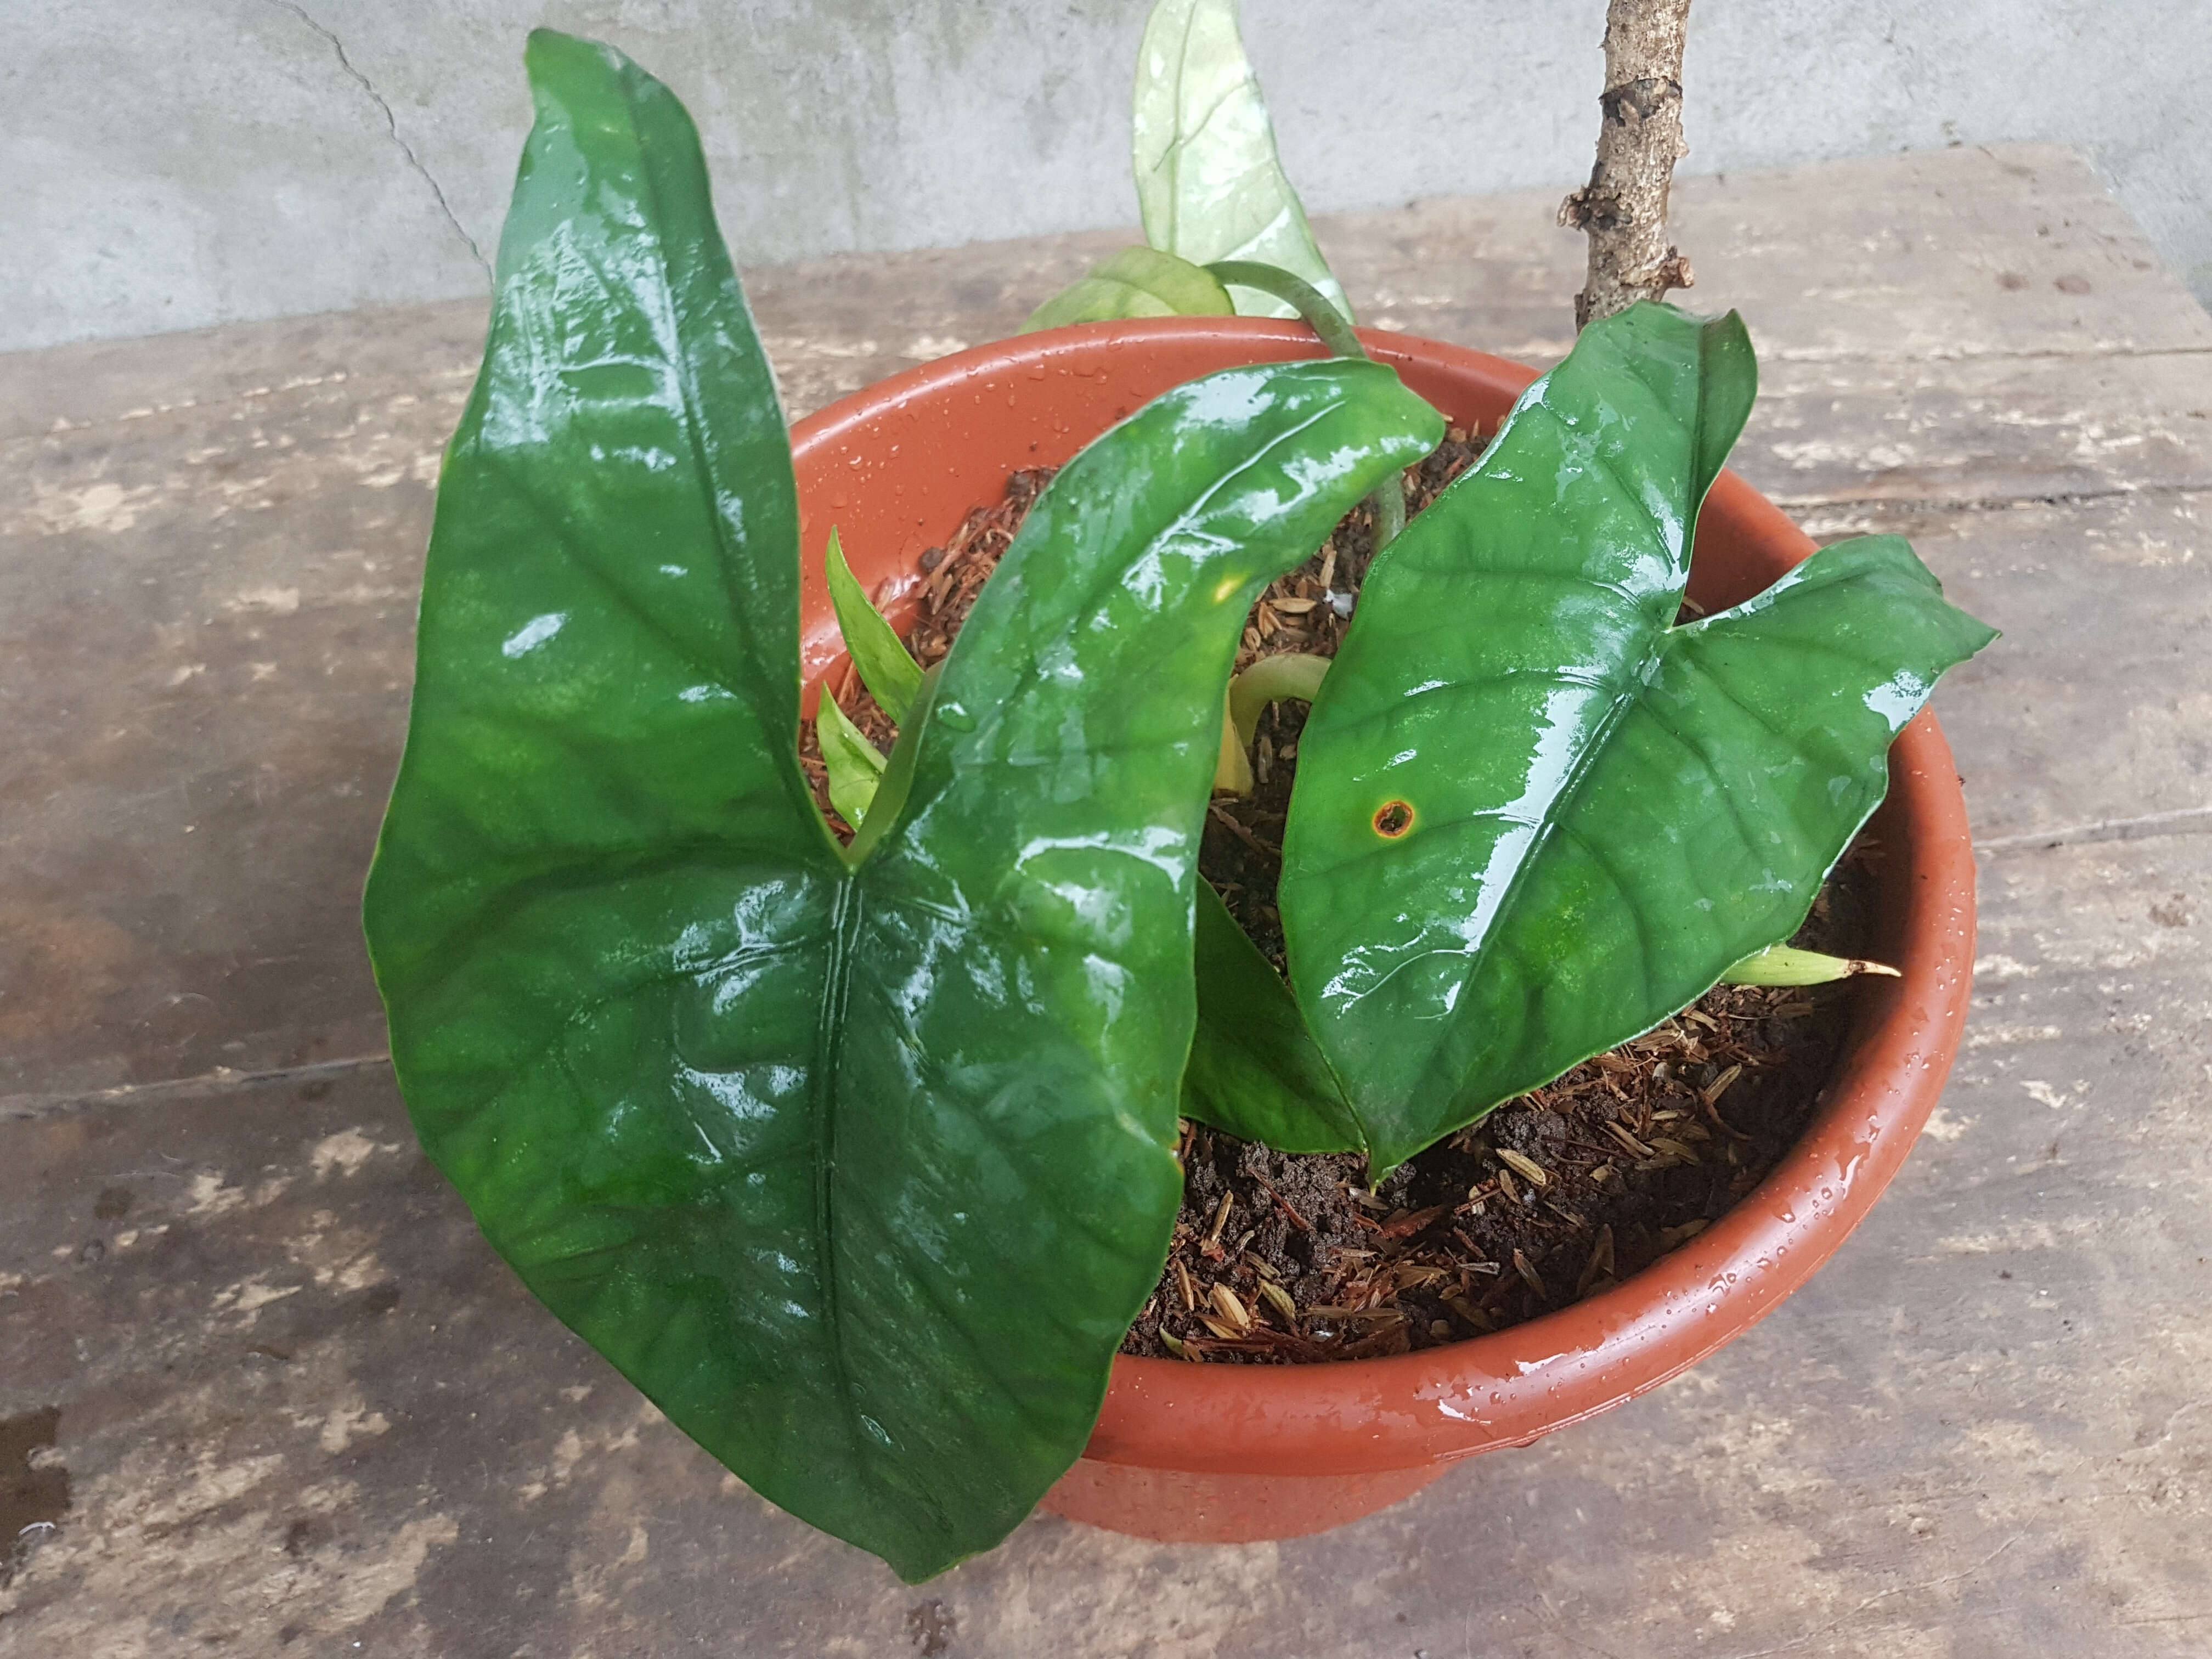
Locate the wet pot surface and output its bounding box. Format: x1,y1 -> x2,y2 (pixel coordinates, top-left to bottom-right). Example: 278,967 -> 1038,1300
787,318 -> 1976,1544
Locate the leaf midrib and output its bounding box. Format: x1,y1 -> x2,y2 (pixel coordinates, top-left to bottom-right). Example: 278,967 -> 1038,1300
810,874 -> 870,1477
1157,1 -> 1200,251
617,75 -> 877,1471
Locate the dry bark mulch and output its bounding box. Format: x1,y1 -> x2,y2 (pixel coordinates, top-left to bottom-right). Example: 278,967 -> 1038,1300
1120,879 -> 1870,1363
804,425 -> 1878,1363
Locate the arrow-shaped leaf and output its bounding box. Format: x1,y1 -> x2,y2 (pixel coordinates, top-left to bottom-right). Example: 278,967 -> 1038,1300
1133,0 -> 1352,323
1280,303 -> 1995,1175
364,29 -> 1441,1582
825,526 -> 922,721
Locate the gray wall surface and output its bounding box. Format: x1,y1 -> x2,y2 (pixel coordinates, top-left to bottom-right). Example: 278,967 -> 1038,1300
7,0 -> 2209,354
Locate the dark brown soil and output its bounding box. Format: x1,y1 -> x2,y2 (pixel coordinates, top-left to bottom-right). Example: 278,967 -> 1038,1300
806,425 -> 1880,1363
1120,869 -> 1872,1362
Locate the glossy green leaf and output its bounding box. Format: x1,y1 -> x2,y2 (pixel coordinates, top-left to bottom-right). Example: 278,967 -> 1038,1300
364,29 -> 1443,1579
1204,261 -> 1408,549
1182,885 -> 1364,1152
1133,0 -> 1351,323
1720,944 -> 1901,985
1023,245 -> 1234,332
825,526 -> 922,721
1281,303 -> 1996,1175
815,687 -> 885,827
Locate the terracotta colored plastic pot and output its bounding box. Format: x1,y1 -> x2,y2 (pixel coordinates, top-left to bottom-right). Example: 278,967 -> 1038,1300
788,318 -> 1976,1545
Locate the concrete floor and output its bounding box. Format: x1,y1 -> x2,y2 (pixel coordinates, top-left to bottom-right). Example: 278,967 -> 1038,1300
3,145 -> 2209,1656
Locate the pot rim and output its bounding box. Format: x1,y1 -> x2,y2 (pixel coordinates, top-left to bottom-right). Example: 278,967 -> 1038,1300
788,316 -> 1977,1479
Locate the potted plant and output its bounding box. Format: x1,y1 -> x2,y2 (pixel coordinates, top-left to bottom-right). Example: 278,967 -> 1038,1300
364,20 -> 1992,1584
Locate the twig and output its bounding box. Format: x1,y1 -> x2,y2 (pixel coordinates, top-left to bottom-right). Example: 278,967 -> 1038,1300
1207,802 -> 1282,865
1251,1171 -> 1313,1233
1558,0 -> 1696,329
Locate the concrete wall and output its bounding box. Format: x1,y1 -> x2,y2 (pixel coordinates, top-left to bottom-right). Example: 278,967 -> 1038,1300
7,0 -> 2209,354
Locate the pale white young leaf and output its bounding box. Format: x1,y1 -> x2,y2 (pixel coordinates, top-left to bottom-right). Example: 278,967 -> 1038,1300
1132,0 -> 1351,323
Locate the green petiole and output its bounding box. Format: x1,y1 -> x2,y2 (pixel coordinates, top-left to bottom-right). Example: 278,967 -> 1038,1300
1214,652 -> 1333,795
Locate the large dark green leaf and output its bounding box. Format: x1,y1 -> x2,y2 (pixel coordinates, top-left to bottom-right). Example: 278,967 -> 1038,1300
364,29 -> 1441,1582
1280,303 -> 1996,1175
1132,0 -> 1351,323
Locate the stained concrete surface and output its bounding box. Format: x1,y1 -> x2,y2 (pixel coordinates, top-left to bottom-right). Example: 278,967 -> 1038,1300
2,144 -> 2209,1655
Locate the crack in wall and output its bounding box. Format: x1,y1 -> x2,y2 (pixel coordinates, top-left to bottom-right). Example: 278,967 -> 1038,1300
262,1 -> 490,279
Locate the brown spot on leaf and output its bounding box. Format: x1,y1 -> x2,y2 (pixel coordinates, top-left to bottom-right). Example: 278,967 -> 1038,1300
1373,800 -> 1414,838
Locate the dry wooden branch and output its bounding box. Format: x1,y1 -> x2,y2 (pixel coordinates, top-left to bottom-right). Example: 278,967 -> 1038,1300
1559,0 -> 1696,330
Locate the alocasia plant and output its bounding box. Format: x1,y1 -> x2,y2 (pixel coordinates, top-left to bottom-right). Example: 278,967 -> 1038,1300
369,19 -> 1991,1584
364,29 -> 1439,1581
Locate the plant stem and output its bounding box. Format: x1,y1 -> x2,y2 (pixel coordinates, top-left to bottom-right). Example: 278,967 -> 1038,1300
1558,0 -> 1696,330
1215,684 -> 1254,797
1367,457 -> 1406,552
1204,259 -> 1406,550
1213,653 -> 1334,794
1229,653 -> 1331,751
1204,260 -> 1361,357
